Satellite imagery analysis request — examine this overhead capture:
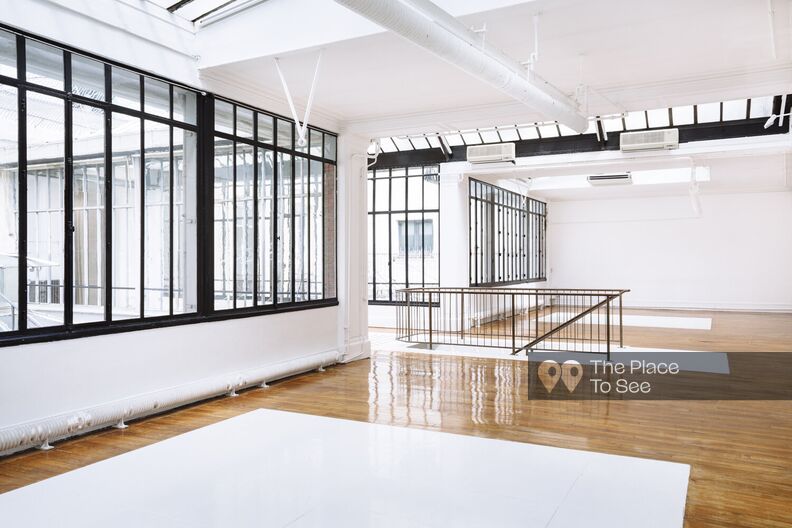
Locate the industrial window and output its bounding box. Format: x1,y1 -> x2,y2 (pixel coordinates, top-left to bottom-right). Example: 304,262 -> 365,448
212,100 -> 336,311
468,178 -> 546,286
0,26 -> 337,345
367,166 -> 439,303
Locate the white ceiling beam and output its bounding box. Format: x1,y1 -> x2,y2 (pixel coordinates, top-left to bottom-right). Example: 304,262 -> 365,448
195,0 -> 530,70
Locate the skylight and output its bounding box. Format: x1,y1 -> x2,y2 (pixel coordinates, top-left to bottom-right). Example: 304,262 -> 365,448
376,95 -> 788,153
153,0 -> 252,24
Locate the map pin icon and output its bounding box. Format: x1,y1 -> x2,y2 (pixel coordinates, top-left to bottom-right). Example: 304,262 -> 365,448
561,360 -> 583,392
538,360 -> 561,393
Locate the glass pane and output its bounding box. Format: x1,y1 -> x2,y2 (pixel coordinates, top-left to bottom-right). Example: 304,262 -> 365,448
374,178 -> 389,212
367,175 -> 375,211
144,77 -> 170,118
697,102 -> 720,123
294,157 -> 309,302
406,212 -> 423,287
237,107 -> 254,139
479,129 -> 500,143
215,100 -> 233,134
424,212 -> 439,286
323,163 -> 335,298
213,136 -> 233,310
26,39 -> 63,90
257,114 -> 274,144
0,29 -> 15,78
601,116 -> 623,132
324,134 -> 336,161
71,55 -> 105,101
444,133 -> 464,146
236,143 -> 254,307
373,214 -> 389,301
722,99 -> 747,121
537,124 -> 560,137
517,126 -> 538,140
749,96 -> 774,119
111,112 -> 141,320
367,214 -> 374,300
309,159 -> 323,300
277,119 -> 292,149
0,85 -> 18,332
671,106 -> 694,126
424,173 -> 439,210
391,177 -> 405,211
646,108 -> 669,128
257,148 -> 274,304
173,87 -> 197,125
390,213 -> 406,295
111,67 -> 140,111
72,103 -> 105,324
310,129 -> 322,157
173,128 -> 197,314
143,120 -> 170,317
276,152 -> 292,302
407,176 -> 422,210
27,92 -> 65,327
624,111 -> 647,130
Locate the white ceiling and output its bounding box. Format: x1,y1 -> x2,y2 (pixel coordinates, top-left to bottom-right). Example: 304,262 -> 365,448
199,0 -> 792,136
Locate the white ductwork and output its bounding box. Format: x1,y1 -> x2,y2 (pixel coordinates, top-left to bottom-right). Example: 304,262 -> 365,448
0,350 -> 338,456
333,0 -> 588,133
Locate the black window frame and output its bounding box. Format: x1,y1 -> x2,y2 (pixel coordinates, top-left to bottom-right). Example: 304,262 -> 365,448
0,24 -> 338,347
210,97 -> 337,311
367,165 -> 440,305
468,178 -> 546,287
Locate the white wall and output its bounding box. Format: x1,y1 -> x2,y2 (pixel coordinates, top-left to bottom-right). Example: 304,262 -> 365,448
547,191 -> 792,311
0,4 -> 369,443
0,308 -> 339,428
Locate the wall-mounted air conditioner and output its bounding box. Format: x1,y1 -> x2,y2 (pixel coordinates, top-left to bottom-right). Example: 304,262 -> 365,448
467,143 -> 516,164
587,173 -> 632,186
620,128 -> 679,151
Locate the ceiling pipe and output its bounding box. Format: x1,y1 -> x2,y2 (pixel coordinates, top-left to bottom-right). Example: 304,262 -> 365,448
333,0 -> 589,133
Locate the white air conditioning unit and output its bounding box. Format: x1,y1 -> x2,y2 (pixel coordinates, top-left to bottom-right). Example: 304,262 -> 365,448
587,173 -> 632,186
620,128 -> 679,151
467,142 -> 516,164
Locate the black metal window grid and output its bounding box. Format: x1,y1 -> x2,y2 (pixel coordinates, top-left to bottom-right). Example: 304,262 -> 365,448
0,24 -> 338,346
468,178 -> 546,287
367,165 -> 440,304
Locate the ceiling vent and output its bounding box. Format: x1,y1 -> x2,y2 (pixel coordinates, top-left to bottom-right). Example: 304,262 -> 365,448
587,173 -> 632,186
467,143 -> 516,164
620,128 -> 679,151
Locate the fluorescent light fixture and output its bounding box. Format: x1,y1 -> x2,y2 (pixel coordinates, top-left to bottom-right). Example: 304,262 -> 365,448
528,167 -> 710,191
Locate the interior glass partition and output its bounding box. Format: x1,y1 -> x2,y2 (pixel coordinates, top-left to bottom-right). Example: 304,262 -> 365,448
469,178 -> 546,287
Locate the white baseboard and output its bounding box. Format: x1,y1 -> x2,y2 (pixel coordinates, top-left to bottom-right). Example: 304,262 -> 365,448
341,336 -> 371,363
0,349 -> 340,457
623,300 -> 792,312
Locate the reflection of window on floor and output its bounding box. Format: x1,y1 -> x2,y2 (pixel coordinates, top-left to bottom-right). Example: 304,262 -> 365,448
367,165 -> 440,303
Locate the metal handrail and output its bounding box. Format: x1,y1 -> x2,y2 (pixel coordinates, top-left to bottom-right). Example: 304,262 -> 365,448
514,295 -> 616,355
395,287 -> 629,359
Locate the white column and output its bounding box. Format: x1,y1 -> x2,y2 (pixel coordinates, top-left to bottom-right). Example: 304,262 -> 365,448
438,162 -> 469,288
336,133 -> 372,362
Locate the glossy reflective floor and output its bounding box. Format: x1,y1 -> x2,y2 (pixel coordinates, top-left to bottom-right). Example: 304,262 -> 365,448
1,310 -> 792,527
0,409 -> 689,527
